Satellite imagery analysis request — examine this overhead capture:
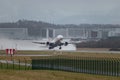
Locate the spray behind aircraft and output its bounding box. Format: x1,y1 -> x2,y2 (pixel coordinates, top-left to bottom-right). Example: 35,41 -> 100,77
33,35 -> 76,50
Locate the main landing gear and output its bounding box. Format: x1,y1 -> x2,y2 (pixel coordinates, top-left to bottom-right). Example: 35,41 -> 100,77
59,46 -> 62,49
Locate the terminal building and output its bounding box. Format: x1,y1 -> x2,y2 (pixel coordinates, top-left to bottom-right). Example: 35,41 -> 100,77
40,25 -> 120,40
0,25 -> 120,40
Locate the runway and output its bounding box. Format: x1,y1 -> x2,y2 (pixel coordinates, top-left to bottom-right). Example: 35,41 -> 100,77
0,60 -> 31,67
66,50 -> 120,54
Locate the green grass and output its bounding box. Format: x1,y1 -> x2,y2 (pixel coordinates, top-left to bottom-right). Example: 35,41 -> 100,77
0,50 -> 54,55
1,50 -> 120,58
1,50 -> 120,79
0,70 -> 119,80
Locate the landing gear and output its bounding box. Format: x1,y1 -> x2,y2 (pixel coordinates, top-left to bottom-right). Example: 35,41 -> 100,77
49,46 -> 54,49
59,46 -> 62,49
64,42 -> 68,46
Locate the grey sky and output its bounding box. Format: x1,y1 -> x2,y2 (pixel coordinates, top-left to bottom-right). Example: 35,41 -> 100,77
0,0 -> 120,24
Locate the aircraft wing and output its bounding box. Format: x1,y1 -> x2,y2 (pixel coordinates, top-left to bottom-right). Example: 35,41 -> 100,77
32,41 -> 46,44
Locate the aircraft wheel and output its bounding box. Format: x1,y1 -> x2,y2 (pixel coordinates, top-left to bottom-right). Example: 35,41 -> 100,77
59,46 -> 62,49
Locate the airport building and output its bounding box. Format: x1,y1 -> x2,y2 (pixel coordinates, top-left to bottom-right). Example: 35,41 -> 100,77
41,25 -> 120,40
0,24 -> 120,40
0,28 -> 28,39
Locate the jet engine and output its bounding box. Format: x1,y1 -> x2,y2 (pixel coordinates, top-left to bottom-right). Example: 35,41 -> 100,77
46,42 -> 49,46
64,42 -> 68,46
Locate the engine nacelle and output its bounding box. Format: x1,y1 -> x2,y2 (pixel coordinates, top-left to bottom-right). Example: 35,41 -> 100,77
64,42 -> 68,46
46,42 -> 49,46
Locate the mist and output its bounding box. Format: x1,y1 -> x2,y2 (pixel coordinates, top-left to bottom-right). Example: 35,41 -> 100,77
0,38 -> 76,51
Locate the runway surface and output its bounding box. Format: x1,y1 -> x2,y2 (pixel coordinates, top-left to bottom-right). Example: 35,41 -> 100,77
0,60 -> 31,66
66,50 -> 120,54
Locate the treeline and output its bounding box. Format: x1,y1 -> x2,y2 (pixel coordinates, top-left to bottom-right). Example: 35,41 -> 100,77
0,20 -> 56,36
0,20 -> 120,37
76,37 -> 120,48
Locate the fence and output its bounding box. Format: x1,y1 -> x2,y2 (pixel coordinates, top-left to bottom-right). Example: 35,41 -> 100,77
32,56 -> 120,76
0,59 -> 31,70
0,55 -> 120,76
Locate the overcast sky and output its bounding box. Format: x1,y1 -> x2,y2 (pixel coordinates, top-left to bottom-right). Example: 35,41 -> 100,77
0,0 -> 120,24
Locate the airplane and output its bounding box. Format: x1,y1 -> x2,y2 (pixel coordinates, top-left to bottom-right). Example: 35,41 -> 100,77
32,35 -> 70,50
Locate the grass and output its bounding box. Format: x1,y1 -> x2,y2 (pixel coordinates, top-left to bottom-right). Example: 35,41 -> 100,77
1,50 -> 120,80
1,50 -> 120,58
0,70 -> 120,80
0,50 -> 54,55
